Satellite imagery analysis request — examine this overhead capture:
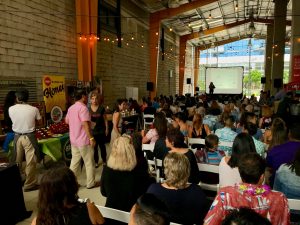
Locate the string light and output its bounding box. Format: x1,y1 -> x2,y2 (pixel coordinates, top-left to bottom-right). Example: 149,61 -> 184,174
169,27 -> 173,32
208,11 -> 212,19
155,32 -> 158,35
131,36 -> 134,40
235,4 -> 238,11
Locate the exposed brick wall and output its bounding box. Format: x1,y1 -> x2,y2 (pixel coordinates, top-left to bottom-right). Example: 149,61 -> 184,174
157,37 -> 179,97
0,0 -> 77,101
0,0 -> 181,105
96,1 -> 179,107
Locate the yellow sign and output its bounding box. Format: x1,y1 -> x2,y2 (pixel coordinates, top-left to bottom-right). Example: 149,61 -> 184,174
43,75 -> 66,113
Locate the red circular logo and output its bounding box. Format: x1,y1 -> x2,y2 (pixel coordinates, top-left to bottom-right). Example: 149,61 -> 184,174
44,77 -> 51,86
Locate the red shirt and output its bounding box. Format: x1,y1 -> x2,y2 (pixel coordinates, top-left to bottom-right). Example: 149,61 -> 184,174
204,184 -> 290,225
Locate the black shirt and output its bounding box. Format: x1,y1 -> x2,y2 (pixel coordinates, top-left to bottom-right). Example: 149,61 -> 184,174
89,106 -> 106,135
147,183 -> 208,225
101,166 -> 143,212
153,137 -> 170,160
184,150 -> 201,184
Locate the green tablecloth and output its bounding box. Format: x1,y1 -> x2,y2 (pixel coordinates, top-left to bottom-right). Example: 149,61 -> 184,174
9,133 -> 69,162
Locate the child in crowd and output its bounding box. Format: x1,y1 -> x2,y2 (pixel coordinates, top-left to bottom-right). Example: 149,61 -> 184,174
195,134 -> 225,165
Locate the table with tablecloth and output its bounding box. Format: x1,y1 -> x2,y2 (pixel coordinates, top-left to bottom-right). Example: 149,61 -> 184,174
9,133 -> 70,162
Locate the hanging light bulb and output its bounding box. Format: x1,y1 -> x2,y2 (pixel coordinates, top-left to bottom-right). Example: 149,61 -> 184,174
235,4 -> 238,11
208,11 -> 212,19
169,27 -> 173,32
131,36 -> 134,40
199,26 -> 204,36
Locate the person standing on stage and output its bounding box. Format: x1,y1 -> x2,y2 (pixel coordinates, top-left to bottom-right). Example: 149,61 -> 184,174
209,82 -> 215,95
65,89 -> 99,189
9,88 -> 41,192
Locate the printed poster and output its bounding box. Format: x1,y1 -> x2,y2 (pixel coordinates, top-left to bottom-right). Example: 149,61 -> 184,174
43,75 -> 66,113
292,55 -> 300,82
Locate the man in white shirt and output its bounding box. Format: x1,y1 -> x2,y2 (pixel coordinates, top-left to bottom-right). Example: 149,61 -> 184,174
9,89 -> 41,192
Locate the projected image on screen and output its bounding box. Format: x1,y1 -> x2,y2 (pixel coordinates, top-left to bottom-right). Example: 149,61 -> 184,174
205,67 -> 244,94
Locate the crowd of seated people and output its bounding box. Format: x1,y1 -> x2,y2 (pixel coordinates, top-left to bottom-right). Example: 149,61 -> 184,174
14,90 -> 300,224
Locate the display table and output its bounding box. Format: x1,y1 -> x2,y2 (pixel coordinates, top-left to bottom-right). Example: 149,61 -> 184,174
0,163 -> 31,225
9,133 -> 69,162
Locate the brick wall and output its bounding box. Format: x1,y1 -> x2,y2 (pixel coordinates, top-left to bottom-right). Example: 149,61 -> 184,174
0,0 -> 77,101
0,0 -> 181,105
157,36 -> 179,97
96,1 -> 179,107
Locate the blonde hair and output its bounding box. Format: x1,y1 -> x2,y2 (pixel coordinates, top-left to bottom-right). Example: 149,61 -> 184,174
193,114 -> 203,129
107,136 -> 137,171
164,152 -> 190,189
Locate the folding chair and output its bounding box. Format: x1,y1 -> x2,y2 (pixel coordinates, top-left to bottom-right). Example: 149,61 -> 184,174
198,163 -> 220,193
188,138 -> 205,153
288,198 -> 300,211
97,205 -> 130,223
143,114 -> 155,130
96,205 -> 181,225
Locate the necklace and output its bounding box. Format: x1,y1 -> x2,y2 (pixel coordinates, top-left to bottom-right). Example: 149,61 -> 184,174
238,184 -> 271,196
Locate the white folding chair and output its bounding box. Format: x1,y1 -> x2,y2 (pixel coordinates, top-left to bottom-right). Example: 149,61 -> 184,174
97,205 -> 130,223
146,157 -> 163,183
143,113 -> 155,130
219,140 -> 233,156
198,163 -> 220,193
187,138 -> 205,153
97,205 -> 181,225
219,140 -> 233,148
142,143 -> 155,152
288,198 -> 300,211
155,158 -> 164,182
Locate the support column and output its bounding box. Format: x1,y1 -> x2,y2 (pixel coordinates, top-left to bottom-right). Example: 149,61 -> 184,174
76,0 -> 98,82
194,47 -> 200,93
290,0 -> 300,82
179,36 -> 187,95
149,15 -> 160,99
264,24 -> 274,92
271,0 -> 288,95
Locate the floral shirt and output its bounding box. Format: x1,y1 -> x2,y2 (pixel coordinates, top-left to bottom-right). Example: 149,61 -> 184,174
215,127 -> 237,154
204,184 -> 290,225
